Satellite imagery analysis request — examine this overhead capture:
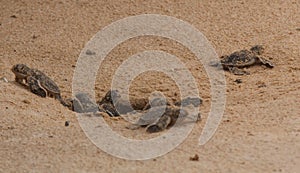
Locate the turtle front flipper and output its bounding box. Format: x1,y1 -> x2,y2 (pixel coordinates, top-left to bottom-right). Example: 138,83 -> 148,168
27,76 -> 47,97
257,56 -> 274,68
228,67 -> 250,75
100,103 -> 120,117
15,76 -> 24,84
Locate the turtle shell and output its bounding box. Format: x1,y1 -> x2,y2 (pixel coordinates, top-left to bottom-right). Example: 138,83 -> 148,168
221,50 -> 256,67
32,69 -> 61,94
136,106 -> 168,126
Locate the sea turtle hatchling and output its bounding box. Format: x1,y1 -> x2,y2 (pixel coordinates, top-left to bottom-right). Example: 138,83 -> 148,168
145,106 -> 191,133
146,97 -> 202,133
97,90 -> 134,116
126,96 -> 202,133
70,92 -> 99,113
211,45 -> 274,75
11,64 -> 69,107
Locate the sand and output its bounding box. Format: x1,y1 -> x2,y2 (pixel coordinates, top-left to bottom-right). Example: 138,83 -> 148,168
0,0 -> 300,172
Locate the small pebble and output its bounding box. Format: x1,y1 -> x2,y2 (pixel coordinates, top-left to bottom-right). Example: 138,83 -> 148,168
0,77 -> 8,83
10,15 -> 17,18
86,49 -> 96,55
223,119 -> 230,122
22,99 -> 30,104
8,126 -> 15,130
189,154 -> 199,161
65,121 -> 70,127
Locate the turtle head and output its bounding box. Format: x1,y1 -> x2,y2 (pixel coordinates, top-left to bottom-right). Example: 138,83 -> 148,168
250,45 -> 264,55
100,90 -> 121,104
11,64 -> 32,76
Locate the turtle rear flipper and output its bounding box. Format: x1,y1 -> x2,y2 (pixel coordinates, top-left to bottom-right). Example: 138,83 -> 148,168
228,67 -> 250,75
100,103 -> 120,117
27,77 -> 47,97
146,115 -> 171,133
257,56 -> 274,68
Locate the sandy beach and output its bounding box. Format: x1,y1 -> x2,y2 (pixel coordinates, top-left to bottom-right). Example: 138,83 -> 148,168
0,0 -> 299,172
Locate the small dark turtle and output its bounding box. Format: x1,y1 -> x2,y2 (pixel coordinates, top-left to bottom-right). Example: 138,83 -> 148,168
146,113 -> 172,133
66,92 -> 104,118
127,104 -> 201,133
114,98 -> 134,114
71,92 -> 99,113
97,90 -> 120,116
99,103 -> 120,116
211,45 -> 274,75
143,95 -> 202,133
97,90 -> 121,105
11,64 -> 69,106
126,106 -> 180,131
146,106 -> 188,133
137,106 -> 169,126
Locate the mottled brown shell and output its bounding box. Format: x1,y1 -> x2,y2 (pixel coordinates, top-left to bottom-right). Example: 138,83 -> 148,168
31,69 -> 60,94
220,50 -> 257,67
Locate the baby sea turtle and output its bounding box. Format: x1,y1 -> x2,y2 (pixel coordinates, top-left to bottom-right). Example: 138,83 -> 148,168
67,92 -> 104,118
11,64 -> 68,106
71,92 -> 99,113
146,106 -> 190,133
98,90 -> 134,116
211,45 -> 274,75
126,96 -> 201,133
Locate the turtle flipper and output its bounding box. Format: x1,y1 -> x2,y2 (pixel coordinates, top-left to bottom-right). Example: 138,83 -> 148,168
100,103 -> 120,117
228,67 -> 250,75
257,56 -> 274,68
27,76 -> 47,97
146,115 -> 172,133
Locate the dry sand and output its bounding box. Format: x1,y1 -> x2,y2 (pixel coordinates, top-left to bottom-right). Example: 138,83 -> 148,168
0,0 -> 300,172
